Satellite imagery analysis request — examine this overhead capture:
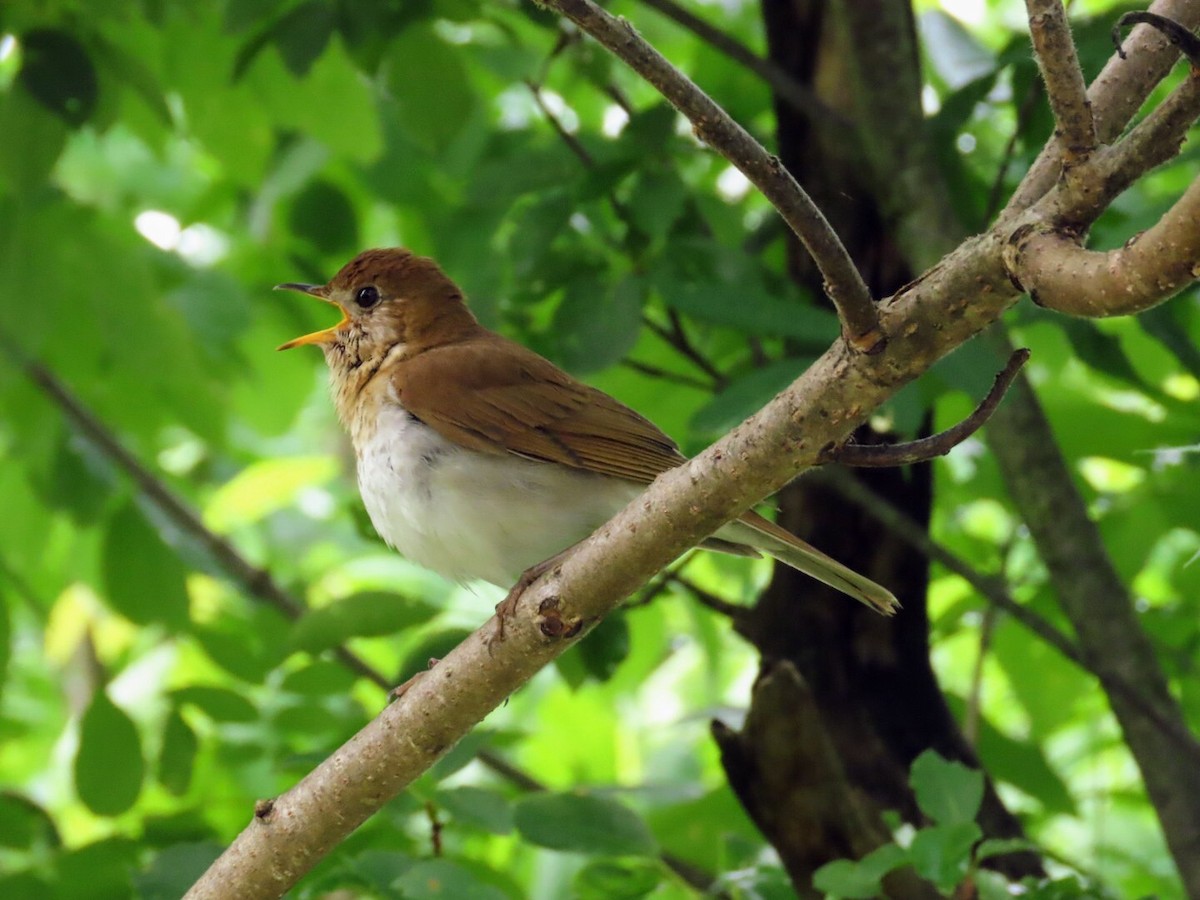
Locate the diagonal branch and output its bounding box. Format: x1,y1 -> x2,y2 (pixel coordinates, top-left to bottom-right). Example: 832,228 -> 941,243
537,0 -> 884,351
1026,0 -> 1097,166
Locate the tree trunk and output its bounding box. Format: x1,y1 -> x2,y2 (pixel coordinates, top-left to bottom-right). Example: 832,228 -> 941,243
714,1 -> 1041,891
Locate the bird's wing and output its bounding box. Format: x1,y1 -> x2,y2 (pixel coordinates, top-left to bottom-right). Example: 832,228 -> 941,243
390,336 -> 687,484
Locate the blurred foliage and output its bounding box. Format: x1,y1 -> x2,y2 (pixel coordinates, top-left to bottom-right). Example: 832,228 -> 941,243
0,0 -> 1196,897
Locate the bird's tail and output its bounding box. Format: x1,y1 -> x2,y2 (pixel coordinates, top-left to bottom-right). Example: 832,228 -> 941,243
720,510 -> 900,615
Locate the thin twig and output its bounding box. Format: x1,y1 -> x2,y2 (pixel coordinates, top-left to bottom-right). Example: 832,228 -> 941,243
1026,0 -> 1097,165
524,78 -> 595,167
1114,11 -> 1200,66
620,358 -> 716,391
823,349 -> 1030,467
633,0 -> 843,128
669,573 -> 744,620
815,467 -> 1200,760
644,313 -> 728,388
963,604 -> 999,748
536,0 -> 884,351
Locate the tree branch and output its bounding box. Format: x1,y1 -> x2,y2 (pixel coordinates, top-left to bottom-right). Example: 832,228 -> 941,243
633,0 -> 844,129
1026,0 -> 1096,166
183,3 -> 1200,893
537,0 -> 884,351
1007,174 -> 1200,316
823,349 -> 1029,467
1003,0 -> 1200,220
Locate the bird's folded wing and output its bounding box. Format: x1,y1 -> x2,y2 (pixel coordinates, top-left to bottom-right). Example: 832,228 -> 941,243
391,336 -> 687,483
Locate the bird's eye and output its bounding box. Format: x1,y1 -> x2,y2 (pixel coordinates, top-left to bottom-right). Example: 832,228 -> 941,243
355,285 -> 380,309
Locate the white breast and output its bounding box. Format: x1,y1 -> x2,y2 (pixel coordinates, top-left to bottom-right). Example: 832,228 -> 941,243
355,402 -> 644,587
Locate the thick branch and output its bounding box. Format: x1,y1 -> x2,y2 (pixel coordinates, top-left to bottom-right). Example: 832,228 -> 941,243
539,0 -> 884,350
1007,175 -> 1200,316
1026,0 -> 1096,165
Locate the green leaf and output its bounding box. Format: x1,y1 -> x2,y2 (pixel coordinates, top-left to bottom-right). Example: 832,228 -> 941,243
1058,319 -> 1158,396
392,859 -> 509,900
626,168 -> 687,239
19,29 -> 98,127
273,0 -> 335,77
0,586 -> 9,705
54,837 -> 139,900
133,843 -> 224,900
654,255 -> 838,341
383,25 -> 474,152
101,501 -> 190,629
812,843 -> 909,899
288,178 -> 360,257
204,455 -> 337,532
574,858 -> 663,899
0,792 -> 59,850
75,691 -> 144,816
288,591 -> 437,654
575,612 -> 631,682
281,660 -> 359,696
171,686 -> 259,723
158,709 -> 198,796
974,837 -> 1035,862
514,792 -> 657,856
690,360 -> 802,438
0,85 -> 68,193
437,786 -> 514,835
910,749 -> 984,826
908,822 -> 982,892
552,274 -> 645,374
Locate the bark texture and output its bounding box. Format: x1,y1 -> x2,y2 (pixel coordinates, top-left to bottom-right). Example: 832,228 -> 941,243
715,1 -> 1040,893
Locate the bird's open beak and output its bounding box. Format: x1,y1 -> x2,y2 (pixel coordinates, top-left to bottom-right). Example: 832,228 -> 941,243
274,282 -> 347,350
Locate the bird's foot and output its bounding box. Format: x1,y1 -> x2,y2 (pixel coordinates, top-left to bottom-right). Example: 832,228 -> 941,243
488,551 -> 571,651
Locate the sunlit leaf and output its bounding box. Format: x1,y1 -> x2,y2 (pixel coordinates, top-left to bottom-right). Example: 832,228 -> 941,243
204,455 -> 337,533
288,591 -> 437,654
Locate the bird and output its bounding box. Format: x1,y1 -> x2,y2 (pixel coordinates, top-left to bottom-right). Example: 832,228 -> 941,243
277,248 -> 898,631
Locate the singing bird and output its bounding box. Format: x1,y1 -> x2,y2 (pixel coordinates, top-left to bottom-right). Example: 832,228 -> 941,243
278,249 -> 898,624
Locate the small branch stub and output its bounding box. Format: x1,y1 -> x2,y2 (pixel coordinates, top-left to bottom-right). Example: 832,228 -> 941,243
823,349 -> 1031,467
1113,12 -> 1200,67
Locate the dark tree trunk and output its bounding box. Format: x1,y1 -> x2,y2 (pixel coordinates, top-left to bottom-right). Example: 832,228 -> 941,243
712,1 -> 1042,893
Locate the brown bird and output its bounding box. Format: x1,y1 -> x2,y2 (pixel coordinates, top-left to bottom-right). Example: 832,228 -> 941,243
277,248 -> 898,627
